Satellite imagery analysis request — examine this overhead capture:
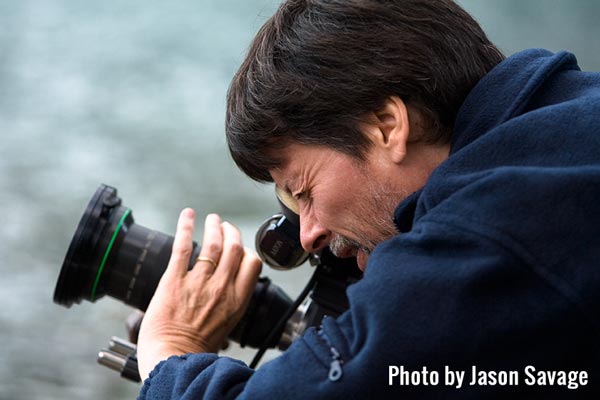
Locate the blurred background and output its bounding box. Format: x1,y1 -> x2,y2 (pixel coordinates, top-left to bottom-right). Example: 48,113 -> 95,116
1,0 -> 598,398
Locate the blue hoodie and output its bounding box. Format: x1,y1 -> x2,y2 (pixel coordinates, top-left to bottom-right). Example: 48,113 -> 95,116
138,49 -> 600,399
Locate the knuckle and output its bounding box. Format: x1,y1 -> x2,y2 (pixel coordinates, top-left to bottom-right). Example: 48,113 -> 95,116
245,253 -> 263,274
208,242 -> 222,255
228,242 -> 243,257
252,258 -> 263,274
173,242 -> 192,259
210,284 -> 226,300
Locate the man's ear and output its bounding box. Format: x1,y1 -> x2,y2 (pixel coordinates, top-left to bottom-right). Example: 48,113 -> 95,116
370,96 -> 410,164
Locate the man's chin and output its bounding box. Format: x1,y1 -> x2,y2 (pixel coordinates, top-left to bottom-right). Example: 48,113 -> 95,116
356,250 -> 369,271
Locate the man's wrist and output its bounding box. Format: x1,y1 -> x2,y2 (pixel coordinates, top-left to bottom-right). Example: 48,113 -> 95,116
138,341 -> 208,381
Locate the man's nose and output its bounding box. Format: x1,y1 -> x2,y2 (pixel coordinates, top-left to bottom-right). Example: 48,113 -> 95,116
299,215 -> 331,253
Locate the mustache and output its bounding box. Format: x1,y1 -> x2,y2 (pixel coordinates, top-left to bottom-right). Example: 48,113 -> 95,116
329,234 -> 371,258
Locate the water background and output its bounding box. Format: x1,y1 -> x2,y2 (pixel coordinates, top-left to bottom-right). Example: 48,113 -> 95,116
1,1 -> 599,399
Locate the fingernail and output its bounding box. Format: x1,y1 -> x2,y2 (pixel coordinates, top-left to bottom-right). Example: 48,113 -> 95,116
183,208 -> 195,218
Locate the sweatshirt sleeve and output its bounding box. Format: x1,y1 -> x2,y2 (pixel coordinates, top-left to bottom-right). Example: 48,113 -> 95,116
138,354 -> 252,400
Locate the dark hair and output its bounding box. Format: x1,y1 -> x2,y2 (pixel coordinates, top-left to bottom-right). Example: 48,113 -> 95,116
226,0 -> 504,182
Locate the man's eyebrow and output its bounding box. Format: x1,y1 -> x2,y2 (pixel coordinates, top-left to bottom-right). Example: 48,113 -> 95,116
283,176 -> 298,194
283,181 -> 292,194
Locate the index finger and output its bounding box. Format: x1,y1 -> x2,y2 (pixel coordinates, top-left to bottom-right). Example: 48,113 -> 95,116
164,208 -> 196,279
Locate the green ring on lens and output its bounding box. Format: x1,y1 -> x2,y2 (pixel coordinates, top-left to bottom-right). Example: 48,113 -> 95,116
90,208 -> 131,301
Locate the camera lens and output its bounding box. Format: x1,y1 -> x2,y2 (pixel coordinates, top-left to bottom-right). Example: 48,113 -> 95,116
54,184 -> 196,311
54,184 -> 293,348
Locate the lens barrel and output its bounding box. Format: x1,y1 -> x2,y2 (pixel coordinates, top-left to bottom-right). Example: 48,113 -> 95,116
54,184 -> 292,348
54,184 -> 193,311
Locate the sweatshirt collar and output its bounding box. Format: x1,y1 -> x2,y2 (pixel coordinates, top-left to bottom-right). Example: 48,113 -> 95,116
393,189 -> 422,234
451,49 -> 578,154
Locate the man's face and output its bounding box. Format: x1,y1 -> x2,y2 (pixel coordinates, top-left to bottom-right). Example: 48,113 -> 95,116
269,143 -> 403,271
267,99 -> 450,271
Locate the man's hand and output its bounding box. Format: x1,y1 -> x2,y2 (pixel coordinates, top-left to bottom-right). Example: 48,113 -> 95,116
137,209 -> 262,380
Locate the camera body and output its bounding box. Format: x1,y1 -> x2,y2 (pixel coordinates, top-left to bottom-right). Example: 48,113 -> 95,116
54,184 -> 361,381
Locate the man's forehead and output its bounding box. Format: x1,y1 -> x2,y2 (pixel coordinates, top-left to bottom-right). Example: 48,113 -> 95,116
268,141 -> 343,192
267,144 -> 300,187
270,168 -> 298,194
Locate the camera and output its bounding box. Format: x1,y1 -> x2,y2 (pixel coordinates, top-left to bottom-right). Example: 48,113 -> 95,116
53,184 -> 361,381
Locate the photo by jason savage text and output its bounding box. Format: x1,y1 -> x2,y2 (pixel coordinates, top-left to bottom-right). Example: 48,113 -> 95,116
389,365 -> 589,389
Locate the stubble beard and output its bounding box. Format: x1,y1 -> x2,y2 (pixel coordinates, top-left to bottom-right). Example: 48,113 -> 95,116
329,183 -> 402,258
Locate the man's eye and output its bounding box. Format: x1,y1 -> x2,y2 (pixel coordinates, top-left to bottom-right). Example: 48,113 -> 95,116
275,185 -> 300,214
294,190 -> 310,201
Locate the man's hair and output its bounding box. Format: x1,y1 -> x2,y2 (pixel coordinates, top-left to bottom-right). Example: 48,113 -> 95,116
226,0 -> 504,182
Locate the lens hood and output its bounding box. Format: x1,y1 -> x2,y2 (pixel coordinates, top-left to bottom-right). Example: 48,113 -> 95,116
54,184 -> 121,307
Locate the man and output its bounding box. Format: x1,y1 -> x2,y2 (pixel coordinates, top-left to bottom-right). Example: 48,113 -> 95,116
137,0 -> 600,398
